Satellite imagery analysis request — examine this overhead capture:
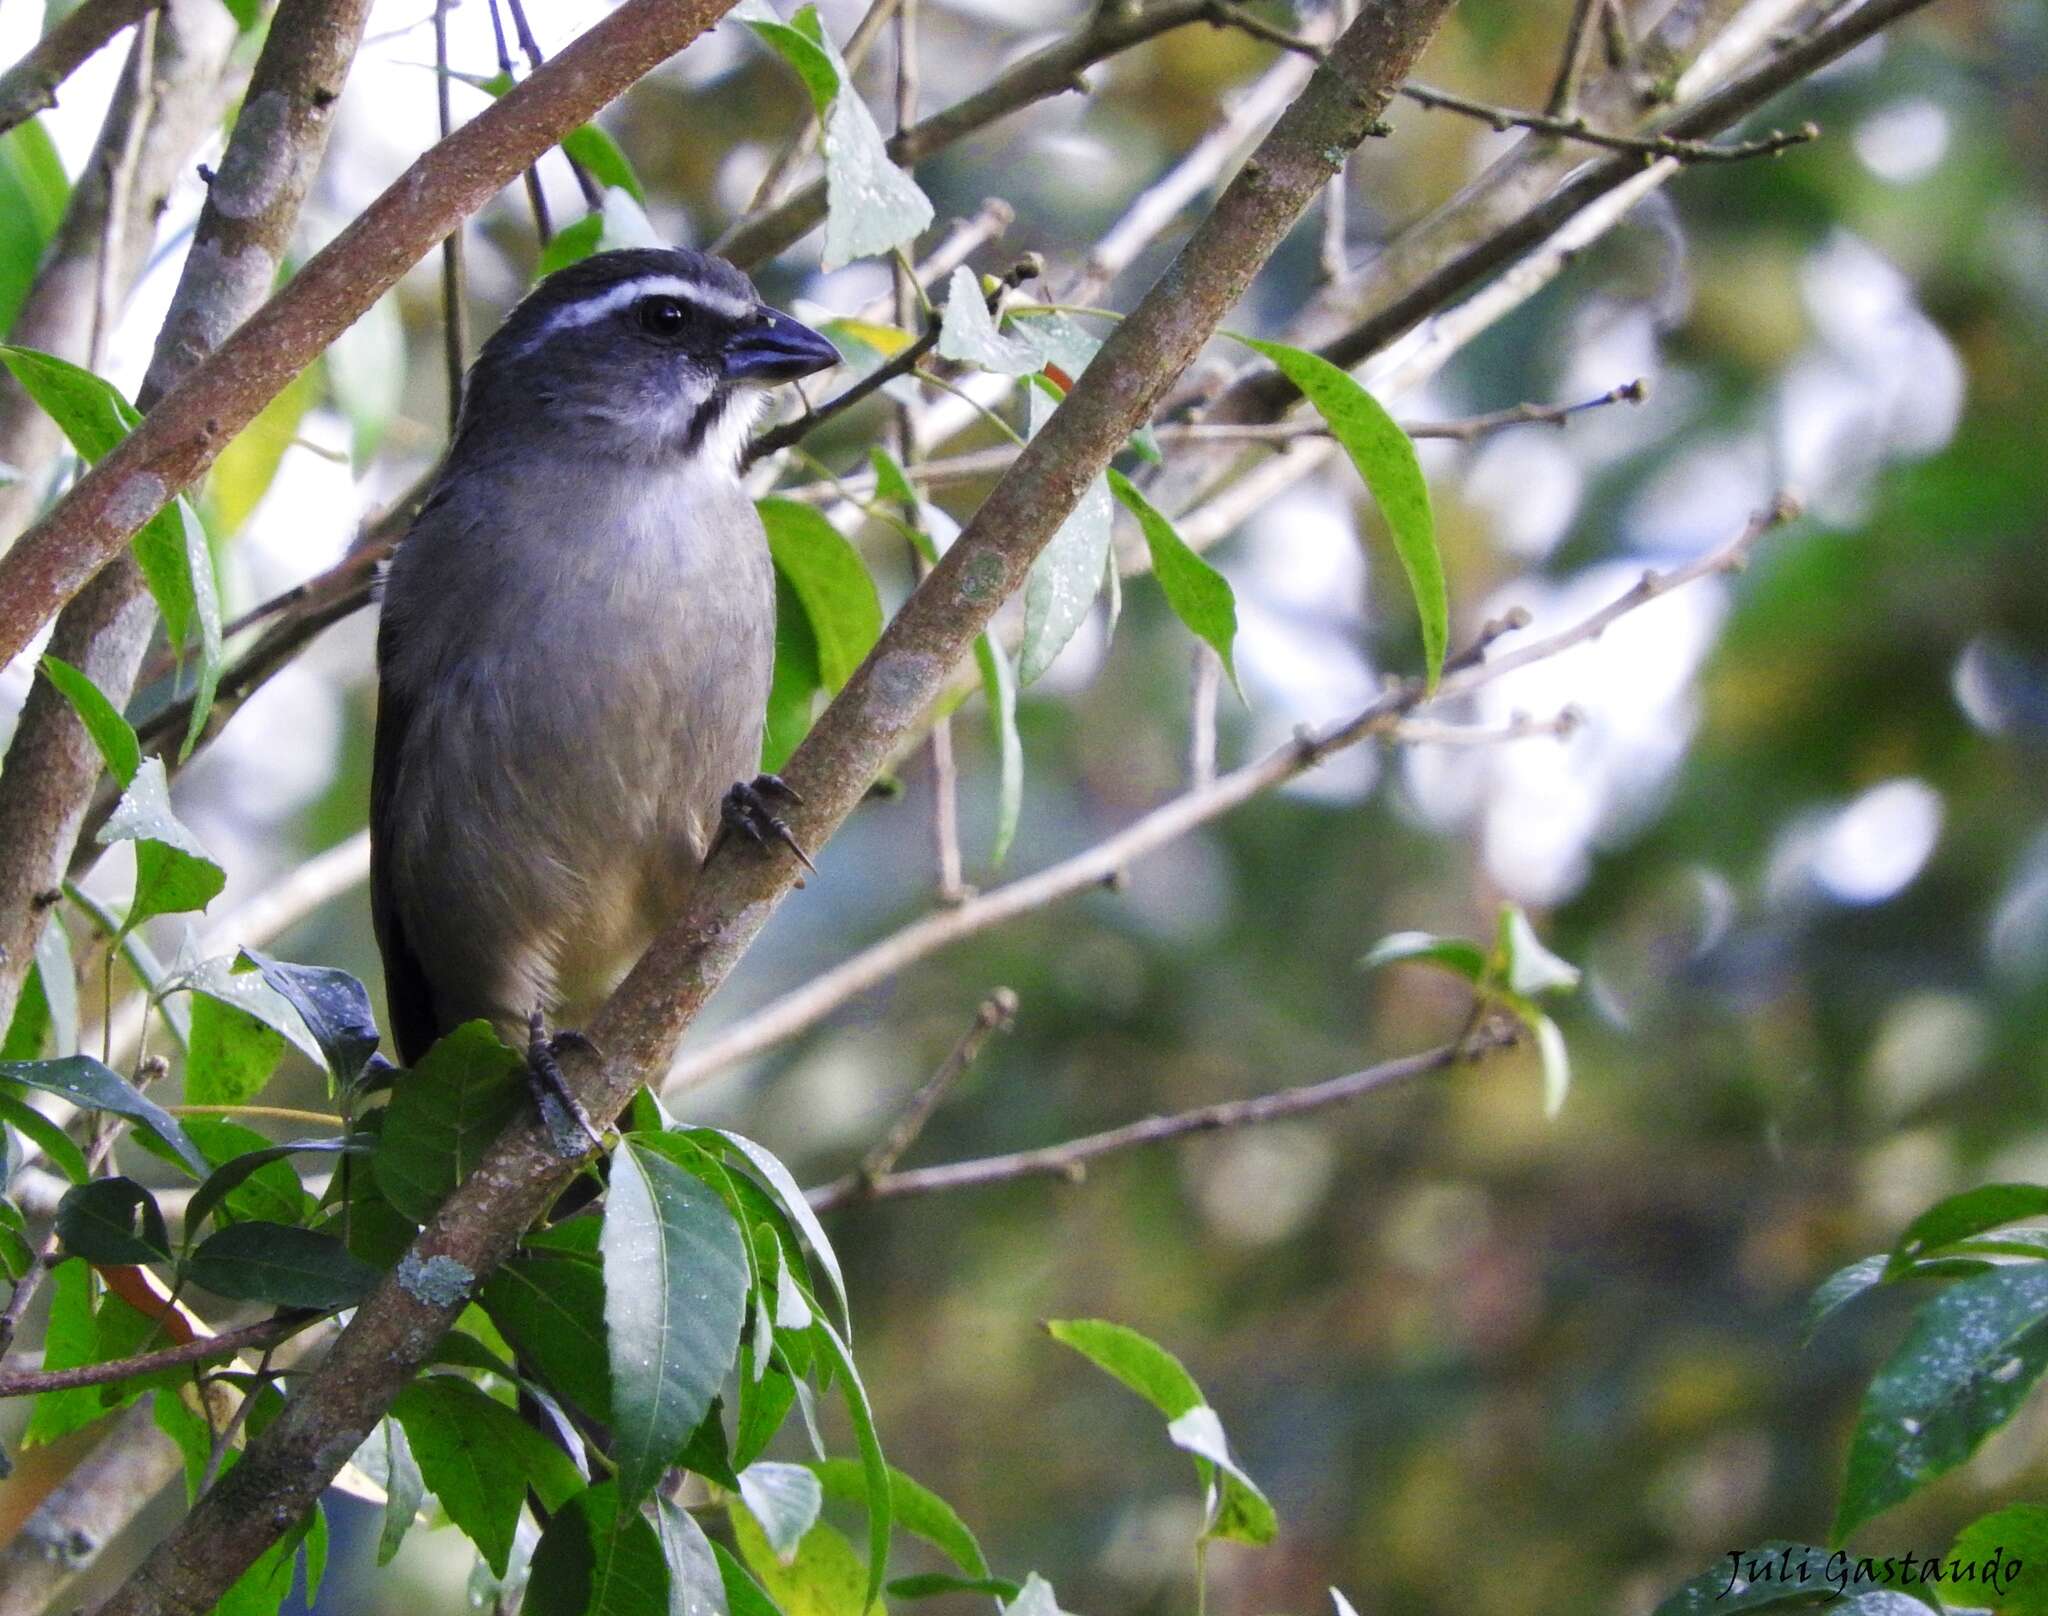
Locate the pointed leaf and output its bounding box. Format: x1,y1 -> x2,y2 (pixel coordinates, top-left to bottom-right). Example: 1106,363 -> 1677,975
807,1314 -> 889,1608
40,655 -> 140,787
1890,1184 -> 2048,1274
1235,336 -> 1444,687
1804,1255 -> 1889,1343
1497,904 -> 1581,997
759,500 -> 883,693
187,1220 -> 376,1310
1360,931 -> 1488,981
971,634 -> 1022,866
604,1137 -> 751,1511
936,267 -> 1038,376
239,949 -> 383,1092
185,1136 -> 367,1233
528,1480 -> 673,1616
731,1508 -> 877,1616
482,1250 -> 616,1424
1019,386 -> 1113,684
0,1053 -> 204,1174
0,119 -> 69,332
1106,469 -> 1238,687
96,758 -> 225,926
1166,1404 -> 1276,1544
1837,1263 -> 2048,1540
393,1375 -> 582,1578
374,1020 -> 526,1221
1046,1318 -> 1202,1417
658,1497 -> 732,1616
712,1130 -> 851,1338
741,1462 -> 825,1562
811,1457 -> 988,1578
55,1175 -> 170,1264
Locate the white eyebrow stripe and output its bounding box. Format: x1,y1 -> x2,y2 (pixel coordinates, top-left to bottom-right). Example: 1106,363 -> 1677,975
509,273 -> 757,354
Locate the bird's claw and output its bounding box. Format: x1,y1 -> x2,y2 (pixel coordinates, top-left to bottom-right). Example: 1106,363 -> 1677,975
720,774 -> 816,873
525,1009 -> 604,1157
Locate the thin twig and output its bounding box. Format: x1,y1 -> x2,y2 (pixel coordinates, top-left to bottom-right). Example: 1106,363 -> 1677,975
0,0 -> 160,140
850,986 -> 1018,1185
1399,79 -> 1818,163
0,1312 -> 309,1400
1545,0 -> 1605,117
197,1342 -> 279,1494
663,497 -> 1796,1093
504,0 -> 601,207
486,0 -> 553,241
1189,644 -> 1220,788
434,0 -> 468,431
91,10 -> 158,368
810,1020 -> 1519,1210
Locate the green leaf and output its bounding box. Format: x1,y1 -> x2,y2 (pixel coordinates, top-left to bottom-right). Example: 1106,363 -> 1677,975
1496,904 -> 1581,997
482,1249 -> 616,1424
95,757 -> 226,925
1019,385 -> 1114,685
1649,1544 -> 1841,1615
936,267 -> 1038,376
1500,994 -> 1571,1120
210,366 -> 313,535
1950,1506 -> 2048,1613
0,1054 -> 205,1174
539,211 -> 607,277
0,119 -> 68,333
0,1197 -> 32,1282
186,994 -> 287,1110
604,1137 -> 751,1512
563,124 -> 648,204
373,1020 -> 526,1221
1047,1318 -> 1272,1545
759,500 -> 883,693
742,6 -> 930,271
807,1314 -> 890,1608
1804,1255 -> 1888,1343
528,1480 -> 674,1616
371,1415 -> 425,1566
1889,1184 -> 2048,1274
657,1496 -> 732,1616
1360,931 -> 1488,981
186,1220 -> 378,1310
216,0 -> 263,28
710,1130 -> 852,1339
0,347 -> 224,738
731,1508 -> 878,1616
55,1176 -> 170,1264
239,949 -> 383,1093
393,1374 -> 583,1578
1837,1263 -> 2048,1541
41,655 -> 140,786
1234,336 -> 1444,687
741,1463 -> 825,1562
1046,1318 -> 1202,1417
972,633 -> 1023,867
185,1136 -> 366,1234
765,568 -> 824,772
1165,1404 -> 1276,1544
887,1577 -> 1022,1603
811,1457 -> 989,1578
714,1538 -> 789,1616
1105,469 -> 1239,689
0,1089 -> 88,1184
22,1260 -> 101,1446
733,1363 -> 797,1473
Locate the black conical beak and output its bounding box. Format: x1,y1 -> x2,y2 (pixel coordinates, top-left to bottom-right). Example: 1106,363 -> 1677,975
724,307 -> 840,383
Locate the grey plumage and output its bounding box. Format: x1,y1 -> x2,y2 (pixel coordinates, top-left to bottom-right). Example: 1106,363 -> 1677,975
371,248 -> 836,1064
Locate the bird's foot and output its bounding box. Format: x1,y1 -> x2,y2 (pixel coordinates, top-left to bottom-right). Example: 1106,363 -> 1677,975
719,774 -> 816,874
525,1009 -> 604,1158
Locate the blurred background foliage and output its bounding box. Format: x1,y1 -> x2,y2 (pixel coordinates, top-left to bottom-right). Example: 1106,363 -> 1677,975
1,0 -> 2043,1611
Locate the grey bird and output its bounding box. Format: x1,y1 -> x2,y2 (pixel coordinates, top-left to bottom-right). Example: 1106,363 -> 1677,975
370,247 -> 837,1115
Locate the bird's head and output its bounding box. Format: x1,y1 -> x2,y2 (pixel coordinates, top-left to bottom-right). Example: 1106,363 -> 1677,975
458,246 -> 838,471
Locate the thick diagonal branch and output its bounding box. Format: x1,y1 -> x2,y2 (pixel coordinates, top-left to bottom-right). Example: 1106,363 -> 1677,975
89,7 -> 1457,1610
0,0 -> 746,675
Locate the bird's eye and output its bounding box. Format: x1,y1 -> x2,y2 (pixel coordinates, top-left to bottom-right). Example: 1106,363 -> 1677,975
635,296 -> 690,338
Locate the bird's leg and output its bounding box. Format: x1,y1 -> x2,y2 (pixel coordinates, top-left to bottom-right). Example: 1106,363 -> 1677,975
525,1008 -> 605,1157
718,773 -> 816,873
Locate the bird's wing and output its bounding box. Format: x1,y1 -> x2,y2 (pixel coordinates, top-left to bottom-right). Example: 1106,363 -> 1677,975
369,581 -> 441,1068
